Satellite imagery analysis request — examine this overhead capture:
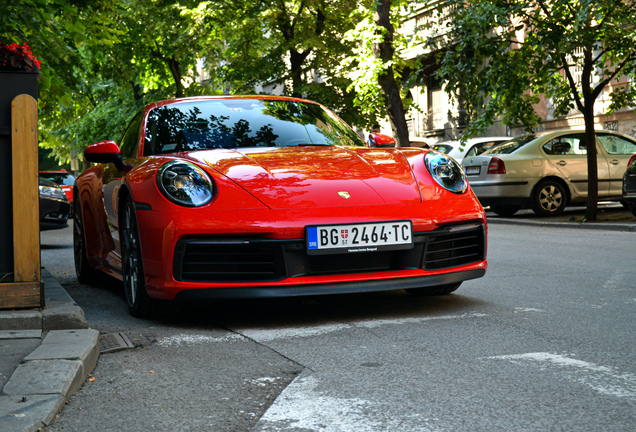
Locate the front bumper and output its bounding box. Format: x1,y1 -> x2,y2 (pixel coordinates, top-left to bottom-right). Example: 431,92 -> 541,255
134,198 -> 488,300
175,268 -> 485,300
39,197 -> 71,231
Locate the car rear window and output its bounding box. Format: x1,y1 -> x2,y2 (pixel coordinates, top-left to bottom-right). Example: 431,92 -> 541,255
482,135 -> 536,155
143,99 -> 366,155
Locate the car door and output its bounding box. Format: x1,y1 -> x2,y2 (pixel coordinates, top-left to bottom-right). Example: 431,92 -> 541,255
596,133 -> 636,197
541,133 -> 610,197
101,112 -> 143,261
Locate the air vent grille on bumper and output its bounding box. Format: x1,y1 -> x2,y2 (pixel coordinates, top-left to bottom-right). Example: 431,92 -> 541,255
173,224 -> 485,283
424,228 -> 485,270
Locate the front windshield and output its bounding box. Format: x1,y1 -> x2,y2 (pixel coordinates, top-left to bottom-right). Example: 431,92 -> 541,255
143,99 -> 366,155
482,134 -> 536,155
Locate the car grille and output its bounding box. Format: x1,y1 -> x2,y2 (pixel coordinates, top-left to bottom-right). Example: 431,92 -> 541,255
176,241 -> 285,282
173,223 -> 485,283
424,228 -> 485,270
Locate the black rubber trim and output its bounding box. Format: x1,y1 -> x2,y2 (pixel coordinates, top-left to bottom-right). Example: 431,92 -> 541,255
173,268 -> 486,300
134,202 -> 153,211
570,179 -> 614,183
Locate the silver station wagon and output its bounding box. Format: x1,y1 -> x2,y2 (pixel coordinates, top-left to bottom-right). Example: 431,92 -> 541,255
462,129 -> 636,216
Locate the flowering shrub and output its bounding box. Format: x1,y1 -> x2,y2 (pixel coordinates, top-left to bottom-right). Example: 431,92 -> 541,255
0,42 -> 41,76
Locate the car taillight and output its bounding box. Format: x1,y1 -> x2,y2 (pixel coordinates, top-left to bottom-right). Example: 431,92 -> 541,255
487,157 -> 506,174
628,153 -> 636,168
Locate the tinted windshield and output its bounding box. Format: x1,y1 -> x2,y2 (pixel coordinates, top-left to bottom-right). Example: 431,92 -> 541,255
482,135 -> 536,155
40,173 -> 75,186
143,99 -> 365,155
433,144 -> 453,154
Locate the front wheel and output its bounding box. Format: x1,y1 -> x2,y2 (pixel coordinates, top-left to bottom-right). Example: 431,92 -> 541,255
629,202 -> 636,218
73,193 -> 99,284
531,180 -> 567,216
120,195 -> 157,318
405,283 -> 462,297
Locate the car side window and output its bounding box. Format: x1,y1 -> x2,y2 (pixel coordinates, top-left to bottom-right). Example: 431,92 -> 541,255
598,134 -> 636,155
542,135 -> 586,155
119,112 -> 143,159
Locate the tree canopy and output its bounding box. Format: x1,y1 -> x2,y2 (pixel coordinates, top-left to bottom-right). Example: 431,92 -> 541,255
435,0 -> 636,220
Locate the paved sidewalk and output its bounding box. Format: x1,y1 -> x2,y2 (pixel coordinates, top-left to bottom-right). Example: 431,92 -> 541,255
0,269 -> 99,432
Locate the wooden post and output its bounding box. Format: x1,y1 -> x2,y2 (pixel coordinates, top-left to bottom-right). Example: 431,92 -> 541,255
0,94 -> 43,309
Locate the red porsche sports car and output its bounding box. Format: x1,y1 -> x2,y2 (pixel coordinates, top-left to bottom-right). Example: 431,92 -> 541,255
75,96 -> 487,318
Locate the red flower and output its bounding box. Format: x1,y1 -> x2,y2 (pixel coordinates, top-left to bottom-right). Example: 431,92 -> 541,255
0,42 -> 42,78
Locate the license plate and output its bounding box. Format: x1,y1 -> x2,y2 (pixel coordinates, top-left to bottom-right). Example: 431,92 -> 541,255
306,221 -> 413,255
465,166 -> 481,175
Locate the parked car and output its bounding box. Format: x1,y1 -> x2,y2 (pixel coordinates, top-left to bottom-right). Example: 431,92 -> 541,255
74,96 -> 488,318
39,169 -> 75,203
462,129 -> 636,216
432,137 -> 511,164
367,132 -> 396,148
39,178 -> 72,231
623,153 -> 636,217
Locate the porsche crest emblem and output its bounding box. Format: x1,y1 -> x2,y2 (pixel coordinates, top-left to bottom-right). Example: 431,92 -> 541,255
338,191 -> 351,199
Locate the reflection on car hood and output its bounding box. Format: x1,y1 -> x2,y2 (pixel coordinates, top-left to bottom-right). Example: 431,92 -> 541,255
187,146 -> 422,209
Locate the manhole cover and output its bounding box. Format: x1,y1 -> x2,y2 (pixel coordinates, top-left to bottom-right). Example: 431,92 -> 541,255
99,332 -> 135,353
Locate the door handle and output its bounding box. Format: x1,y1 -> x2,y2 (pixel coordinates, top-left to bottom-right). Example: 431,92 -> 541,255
609,159 -> 619,165
557,161 -> 567,166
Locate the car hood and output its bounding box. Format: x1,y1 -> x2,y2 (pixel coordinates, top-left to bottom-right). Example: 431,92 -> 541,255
187,146 -> 422,209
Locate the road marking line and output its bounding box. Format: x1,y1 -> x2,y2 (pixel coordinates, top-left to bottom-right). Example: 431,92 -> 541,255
486,352 -> 636,399
254,373 -> 432,432
514,307 -> 544,313
239,313 -> 488,342
157,333 -> 245,347
156,313 -> 489,347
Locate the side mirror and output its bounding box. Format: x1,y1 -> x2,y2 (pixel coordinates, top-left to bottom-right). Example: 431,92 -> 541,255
84,140 -> 131,172
368,133 -> 396,148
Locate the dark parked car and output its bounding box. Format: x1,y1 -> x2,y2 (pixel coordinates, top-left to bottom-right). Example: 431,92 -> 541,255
39,178 -> 72,231
623,153 -> 636,217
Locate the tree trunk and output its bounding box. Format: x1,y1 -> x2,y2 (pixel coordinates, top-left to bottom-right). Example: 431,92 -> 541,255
167,57 -> 184,98
290,50 -> 310,98
583,104 -> 598,221
372,0 -> 410,147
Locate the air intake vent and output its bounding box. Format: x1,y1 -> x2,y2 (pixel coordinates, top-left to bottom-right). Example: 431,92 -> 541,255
175,240 -> 285,282
424,227 -> 484,270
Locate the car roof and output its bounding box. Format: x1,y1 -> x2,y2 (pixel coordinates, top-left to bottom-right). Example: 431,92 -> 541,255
150,95 -> 322,110
436,136 -> 511,146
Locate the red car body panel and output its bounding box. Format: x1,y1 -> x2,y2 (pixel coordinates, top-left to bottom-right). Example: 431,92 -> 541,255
76,96 -> 488,301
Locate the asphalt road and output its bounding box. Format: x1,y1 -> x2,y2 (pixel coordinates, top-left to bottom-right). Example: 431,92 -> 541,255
40,221 -> 636,431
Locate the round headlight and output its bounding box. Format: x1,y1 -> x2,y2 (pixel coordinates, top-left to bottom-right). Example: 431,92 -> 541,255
424,152 -> 468,194
156,161 -> 214,207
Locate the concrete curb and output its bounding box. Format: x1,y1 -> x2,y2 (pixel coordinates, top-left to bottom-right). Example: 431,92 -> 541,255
486,217 -> 636,232
0,269 -> 87,332
0,270 -> 99,432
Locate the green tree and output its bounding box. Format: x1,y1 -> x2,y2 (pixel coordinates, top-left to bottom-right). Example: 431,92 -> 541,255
345,0 -> 420,146
209,0 -> 370,128
435,0 -> 636,221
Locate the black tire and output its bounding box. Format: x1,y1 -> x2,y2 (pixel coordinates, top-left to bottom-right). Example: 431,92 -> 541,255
73,193 -> 100,284
531,180 -> 567,216
490,205 -> 521,217
120,195 -> 157,318
620,199 -> 630,209
629,202 -> 636,218
405,282 -> 462,297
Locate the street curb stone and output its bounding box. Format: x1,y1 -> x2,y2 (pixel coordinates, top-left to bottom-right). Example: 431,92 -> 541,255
486,217 -> 636,232
0,270 -> 98,432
